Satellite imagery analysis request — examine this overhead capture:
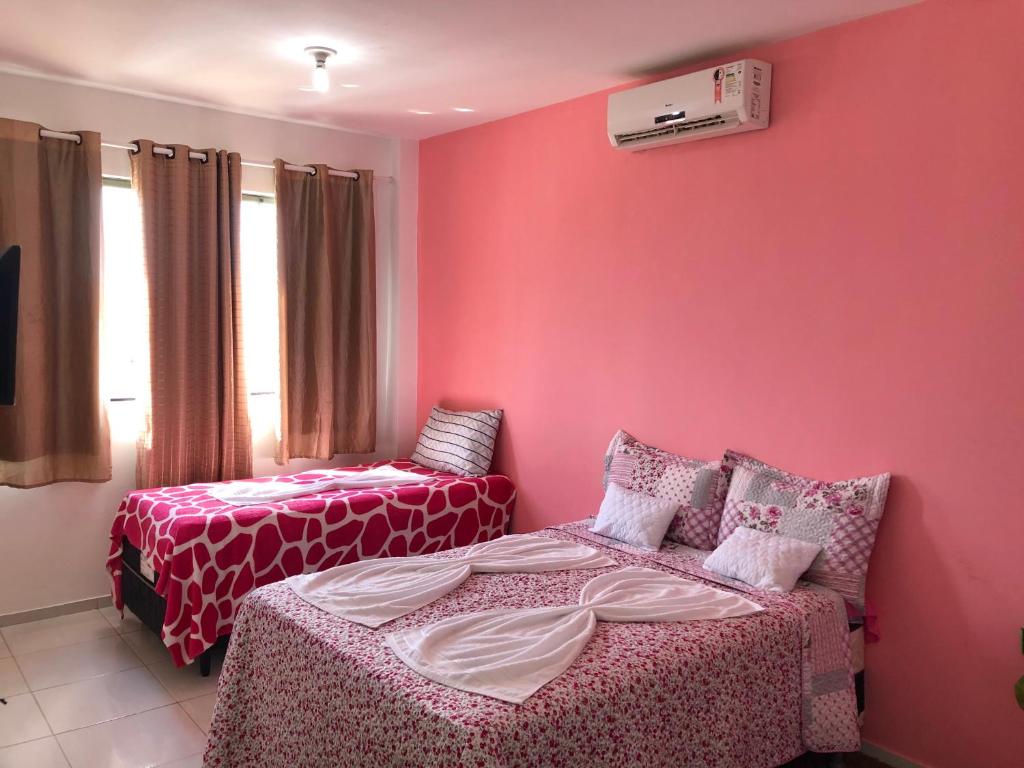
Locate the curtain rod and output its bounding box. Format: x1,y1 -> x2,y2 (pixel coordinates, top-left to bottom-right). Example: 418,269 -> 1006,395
38,129 -> 393,182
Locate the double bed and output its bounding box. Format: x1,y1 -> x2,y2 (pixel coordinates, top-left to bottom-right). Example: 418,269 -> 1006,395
203,520 -> 862,767
105,459 -> 517,669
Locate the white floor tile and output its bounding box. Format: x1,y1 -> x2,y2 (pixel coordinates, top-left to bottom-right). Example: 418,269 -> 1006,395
155,752 -> 204,768
57,705 -> 206,768
0,658 -> 28,698
147,657 -> 221,702
34,667 -> 173,733
179,693 -> 217,735
0,736 -> 70,768
17,636 -> 143,692
0,636 -> 9,659
121,630 -> 171,666
0,693 -> 51,748
98,607 -> 144,636
1,611 -> 116,656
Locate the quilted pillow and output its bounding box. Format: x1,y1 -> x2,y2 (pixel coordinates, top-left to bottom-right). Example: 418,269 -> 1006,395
602,430 -> 728,550
717,450 -> 890,608
592,482 -> 679,550
411,406 -> 503,477
704,526 -> 822,592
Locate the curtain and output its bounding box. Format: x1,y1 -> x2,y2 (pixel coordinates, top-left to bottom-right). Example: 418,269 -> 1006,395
0,119 -> 111,488
274,162 -> 375,463
132,141 -> 252,488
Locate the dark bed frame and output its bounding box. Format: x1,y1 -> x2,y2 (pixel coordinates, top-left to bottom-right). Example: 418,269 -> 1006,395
120,536 -> 217,676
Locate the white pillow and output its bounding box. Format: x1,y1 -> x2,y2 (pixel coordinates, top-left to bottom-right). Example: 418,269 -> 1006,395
591,482 -> 678,550
703,527 -> 822,592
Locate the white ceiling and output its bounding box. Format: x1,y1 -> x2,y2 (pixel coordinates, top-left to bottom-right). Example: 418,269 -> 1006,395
0,0 -> 920,140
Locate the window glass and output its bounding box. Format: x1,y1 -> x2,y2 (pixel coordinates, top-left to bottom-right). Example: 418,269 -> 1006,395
100,181 -> 148,401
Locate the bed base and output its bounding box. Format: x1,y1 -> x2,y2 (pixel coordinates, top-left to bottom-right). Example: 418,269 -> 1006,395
120,536 -> 215,676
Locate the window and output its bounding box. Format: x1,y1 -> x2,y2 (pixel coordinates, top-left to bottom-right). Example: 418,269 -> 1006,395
100,179 -> 148,402
239,195 -> 281,440
100,181 -> 280,412
239,195 -> 279,397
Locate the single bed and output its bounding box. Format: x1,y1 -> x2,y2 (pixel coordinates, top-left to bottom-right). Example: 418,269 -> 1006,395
105,459 -> 516,669
204,520 -> 862,768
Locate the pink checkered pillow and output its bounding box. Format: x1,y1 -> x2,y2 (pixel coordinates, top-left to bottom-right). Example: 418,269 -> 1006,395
717,450 -> 890,608
602,430 -> 728,550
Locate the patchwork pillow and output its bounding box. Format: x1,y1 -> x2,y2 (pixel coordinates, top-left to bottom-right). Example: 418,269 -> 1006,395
704,526 -> 822,593
592,482 -> 679,551
411,406 -> 503,477
602,430 -> 729,550
717,450 -> 890,608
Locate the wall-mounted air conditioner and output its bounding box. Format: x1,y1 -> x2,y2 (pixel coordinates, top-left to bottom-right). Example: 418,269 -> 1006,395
608,59 -> 771,151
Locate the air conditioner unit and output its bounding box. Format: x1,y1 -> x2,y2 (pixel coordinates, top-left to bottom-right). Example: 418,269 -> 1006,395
608,59 -> 771,151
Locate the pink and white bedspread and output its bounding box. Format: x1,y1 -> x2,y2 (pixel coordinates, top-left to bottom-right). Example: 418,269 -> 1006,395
105,460 -> 516,667
204,521 -> 860,768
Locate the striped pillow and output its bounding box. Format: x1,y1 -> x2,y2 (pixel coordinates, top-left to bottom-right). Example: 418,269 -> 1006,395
411,407 -> 503,477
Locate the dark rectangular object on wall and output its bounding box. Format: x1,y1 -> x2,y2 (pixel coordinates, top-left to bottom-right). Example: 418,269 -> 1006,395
0,245 -> 19,407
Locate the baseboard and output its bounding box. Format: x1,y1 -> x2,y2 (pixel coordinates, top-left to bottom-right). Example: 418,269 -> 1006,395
862,741 -> 925,768
0,594 -> 113,627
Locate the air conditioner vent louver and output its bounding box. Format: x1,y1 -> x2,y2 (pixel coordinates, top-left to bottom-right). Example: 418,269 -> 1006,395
614,112 -> 740,146
607,59 -> 771,151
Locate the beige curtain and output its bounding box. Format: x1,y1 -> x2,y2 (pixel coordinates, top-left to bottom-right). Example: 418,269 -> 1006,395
132,141 -> 252,488
274,162 -> 375,463
0,119 -> 111,488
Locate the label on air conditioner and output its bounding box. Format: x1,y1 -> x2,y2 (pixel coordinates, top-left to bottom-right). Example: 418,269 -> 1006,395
750,64 -> 764,120
723,63 -> 742,99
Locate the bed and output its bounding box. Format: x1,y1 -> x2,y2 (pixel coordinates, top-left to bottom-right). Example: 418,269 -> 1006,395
204,520 -> 862,768
105,459 -> 517,670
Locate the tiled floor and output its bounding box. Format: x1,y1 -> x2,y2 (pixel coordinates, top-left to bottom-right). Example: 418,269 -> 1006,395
0,608 -> 216,768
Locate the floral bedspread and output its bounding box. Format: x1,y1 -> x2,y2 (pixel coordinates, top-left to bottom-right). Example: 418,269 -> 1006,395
204,522 -> 859,768
106,460 -> 516,667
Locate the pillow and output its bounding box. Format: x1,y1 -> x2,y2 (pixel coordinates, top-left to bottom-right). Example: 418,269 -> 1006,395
410,406 -> 503,477
717,450 -> 890,608
704,526 -> 822,592
592,482 -> 678,551
602,430 -> 728,550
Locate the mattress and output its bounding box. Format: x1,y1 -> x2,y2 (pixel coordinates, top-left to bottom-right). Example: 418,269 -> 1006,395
106,459 -> 516,666
204,521 -> 860,768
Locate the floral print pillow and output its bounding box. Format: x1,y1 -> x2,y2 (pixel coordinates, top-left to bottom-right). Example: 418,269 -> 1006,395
602,430 -> 729,550
717,450 -> 890,608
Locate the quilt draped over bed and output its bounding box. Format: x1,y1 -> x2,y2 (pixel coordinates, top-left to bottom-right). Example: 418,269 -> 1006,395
106,460 -> 516,666
204,521 -> 860,768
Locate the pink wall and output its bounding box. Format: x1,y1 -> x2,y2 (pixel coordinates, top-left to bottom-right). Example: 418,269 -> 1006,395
417,1 -> 1024,765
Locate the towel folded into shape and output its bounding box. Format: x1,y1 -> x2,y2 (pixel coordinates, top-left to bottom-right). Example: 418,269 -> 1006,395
287,534 -> 618,627
386,566 -> 763,703
208,466 -> 426,506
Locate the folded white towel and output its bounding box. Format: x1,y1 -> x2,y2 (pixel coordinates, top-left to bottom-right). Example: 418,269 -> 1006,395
208,466 -> 426,506
386,566 -> 763,703
287,534 -> 617,627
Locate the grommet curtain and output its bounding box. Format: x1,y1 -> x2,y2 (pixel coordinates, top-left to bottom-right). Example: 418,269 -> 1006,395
0,118 -> 111,488
274,161 -> 375,463
131,140 -> 252,488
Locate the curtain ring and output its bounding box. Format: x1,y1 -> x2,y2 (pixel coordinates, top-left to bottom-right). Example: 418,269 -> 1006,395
309,167 -> 318,176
